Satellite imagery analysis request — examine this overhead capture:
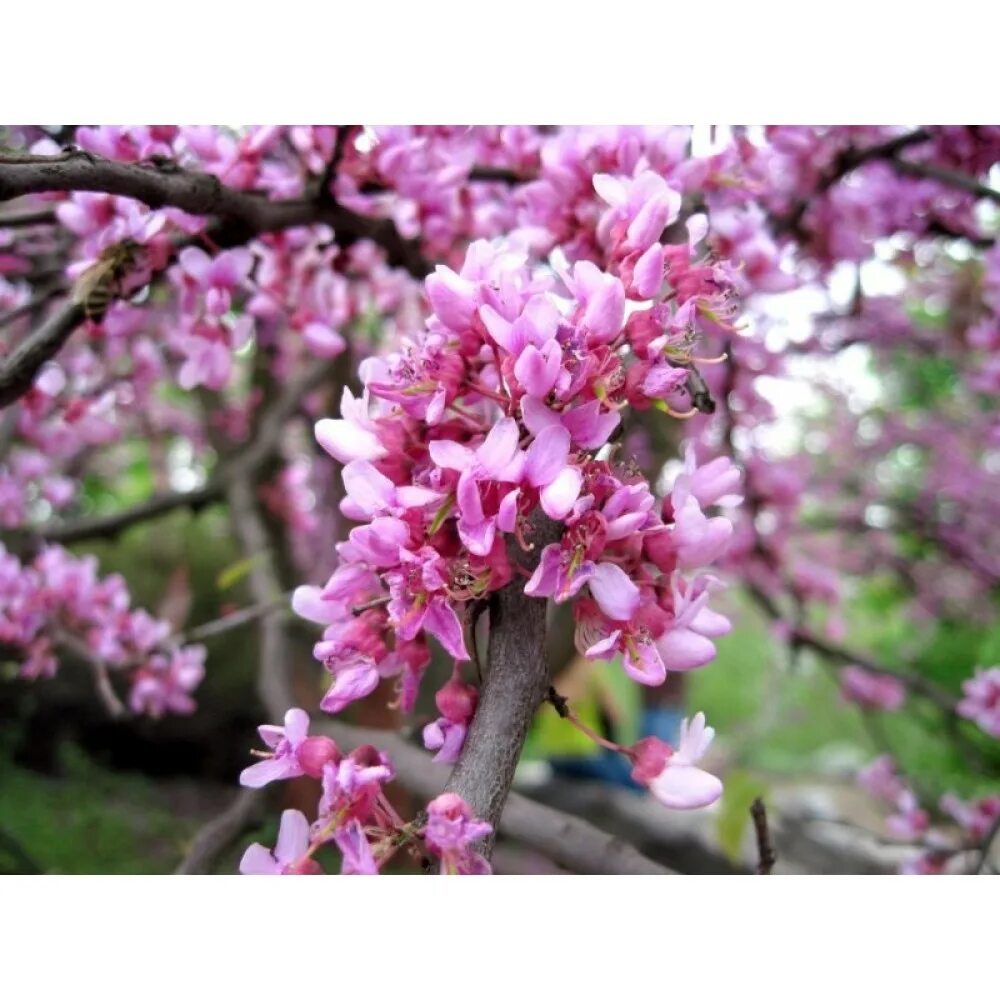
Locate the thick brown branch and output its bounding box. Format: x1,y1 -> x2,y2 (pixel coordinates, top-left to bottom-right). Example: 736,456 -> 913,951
0,151 -> 431,277
0,299 -> 85,408
443,513 -> 561,856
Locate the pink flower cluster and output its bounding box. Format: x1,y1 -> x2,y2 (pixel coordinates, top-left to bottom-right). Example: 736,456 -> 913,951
238,708 -> 491,875
839,665 -> 906,712
957,667 -> 1000,738
857,755 -> 928,841
0,542 -> 204,716
629,712 -> 723,809
294,234 -> 741,770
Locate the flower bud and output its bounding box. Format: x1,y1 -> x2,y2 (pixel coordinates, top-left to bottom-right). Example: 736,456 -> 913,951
298,736 -> 341,779
435,677 -> 479,724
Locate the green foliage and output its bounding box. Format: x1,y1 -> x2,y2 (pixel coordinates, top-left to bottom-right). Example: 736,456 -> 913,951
715,770 -> 768,865
0,744 -> 197,874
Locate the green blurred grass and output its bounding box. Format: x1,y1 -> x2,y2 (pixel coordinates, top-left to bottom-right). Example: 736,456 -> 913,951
0,743 -> 197,874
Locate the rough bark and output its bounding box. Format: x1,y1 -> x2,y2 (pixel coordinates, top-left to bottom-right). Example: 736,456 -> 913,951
443,513 -> 561,856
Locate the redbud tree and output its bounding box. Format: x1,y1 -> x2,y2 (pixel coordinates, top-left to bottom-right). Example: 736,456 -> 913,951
1,126 -> 998,875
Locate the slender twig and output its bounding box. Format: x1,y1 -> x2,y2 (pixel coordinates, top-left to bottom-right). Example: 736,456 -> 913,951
21,359 -> 335,548
55,629 -> 128,719
179,593 -> 293,645
0,206 -> 57,228
0,285 -> 63,329
777,129 -> 933,235
227,476 -> 297,718
750,797 -> 776,874
891,158 -> 1000,206
787,623 -> 958,716
317,125 -> 358,205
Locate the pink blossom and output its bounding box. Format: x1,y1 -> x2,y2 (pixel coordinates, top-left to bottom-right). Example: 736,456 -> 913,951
630,712 -> 723,810
239,707 -> 340,788
957,667 -> 1000,738
423,793 -> 493,875
840,666 -> 906,711
240,810 -> 321,875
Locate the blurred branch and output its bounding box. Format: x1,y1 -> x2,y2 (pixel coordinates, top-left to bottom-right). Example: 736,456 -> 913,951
891,158 -> 1000,206
174,789 -> 266,875
785,621 -> 958,715
777,129 -> 932,236
25,359 -> 335,548
40,482 -> 221,546
0,206 -> 57,228
226,476 -> 297,717
179,593 -> 293,645
0,299 -> 85,409
0,284 -> 65,330
747,575 -> 959,716
54,629 -> 128,719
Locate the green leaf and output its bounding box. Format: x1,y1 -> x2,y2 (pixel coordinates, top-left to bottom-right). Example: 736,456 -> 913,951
715,769 -> 768,865
216,553 -> 266,591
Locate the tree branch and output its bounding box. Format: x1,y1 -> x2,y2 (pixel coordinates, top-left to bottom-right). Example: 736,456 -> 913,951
777,129 -> 933,236
0,206 -> 57,228
179,593 -> 293,645
25,358 -> 335,547
54,629 -> 128,719
174,789 -> 266,874
226,476 -> 297,718
0,299 -> 85,408
322,720 -> 675,876
40,481 -> 221,546
891,157 -> 1000,206
0,151 -> 431,277
443,512 -> 561,856
750,797 -> 776,874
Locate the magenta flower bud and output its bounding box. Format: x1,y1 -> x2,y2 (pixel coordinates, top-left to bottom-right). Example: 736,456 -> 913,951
630,736 -> 673,785
435,677 -> 479,723
298,735 -> 342,779
286,857 -> 324,875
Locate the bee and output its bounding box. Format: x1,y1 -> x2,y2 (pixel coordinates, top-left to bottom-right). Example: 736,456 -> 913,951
71,240 -> 140,321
